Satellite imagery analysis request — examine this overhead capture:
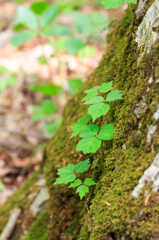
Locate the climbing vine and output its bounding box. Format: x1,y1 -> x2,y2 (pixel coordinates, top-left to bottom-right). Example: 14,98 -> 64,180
54,81 -> 123,199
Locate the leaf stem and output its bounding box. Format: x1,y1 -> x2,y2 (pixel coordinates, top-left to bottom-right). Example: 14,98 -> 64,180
99,148 -> 104,163
128,3 -> 133,19
85,195 -> 91,217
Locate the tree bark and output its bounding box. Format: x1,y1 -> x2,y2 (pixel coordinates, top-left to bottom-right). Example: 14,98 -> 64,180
1,0 -> 159,239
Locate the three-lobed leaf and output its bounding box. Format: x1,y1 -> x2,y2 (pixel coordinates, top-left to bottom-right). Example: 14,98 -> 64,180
84,178 -> 96,186
68,179 -> 82,188
82,91 -> 98,101
70,122 -> 85,138
106,90 -> 123,101
88,103 -> 110,122
77,118 -> 85,124
101,0 -> 137,10
76,137 -> 101,153
84,96 -> 104,105
57,164 -> 75,175
54,164 -> 76,185
99,81 -> 113,93
84,114 -> 91,124
75,159 -> 91,173
97,124 -> 115,140
101,0 -> 124,9
85,86 -> 99,93
76,185 -> 89,199
54,173 -> 76,184
70,117 -> 87,138
79,124 -> 99,138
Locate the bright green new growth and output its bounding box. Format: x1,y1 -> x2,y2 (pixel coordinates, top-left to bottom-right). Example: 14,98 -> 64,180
70,114 -> 92,138
54,159 -> 96,199
101,0 -> 137,9
70,81 -> 122,153
54,81 -> 122,200
82,82 -> 122,121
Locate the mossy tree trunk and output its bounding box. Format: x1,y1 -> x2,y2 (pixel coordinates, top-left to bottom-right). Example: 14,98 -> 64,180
1,0 -> 159,239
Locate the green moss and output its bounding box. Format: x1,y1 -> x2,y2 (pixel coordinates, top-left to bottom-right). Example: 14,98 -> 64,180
22,210 -> 50,240
0,170 -> 41,235
1,1 -> 159,240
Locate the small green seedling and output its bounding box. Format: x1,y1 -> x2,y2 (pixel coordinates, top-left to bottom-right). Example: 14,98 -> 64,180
70,81 -> 122,153
54,159 -> 96,199
11,3 -> 60,46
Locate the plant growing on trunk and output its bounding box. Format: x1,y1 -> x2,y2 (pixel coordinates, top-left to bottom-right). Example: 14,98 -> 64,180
54,81 -> 123,199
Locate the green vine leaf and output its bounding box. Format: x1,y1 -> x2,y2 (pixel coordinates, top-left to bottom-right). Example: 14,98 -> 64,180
54,164 -> 76,185
84,114 -> 91,124
101,0 -> 124,9
54,81 -> 123,199
126,0 -> 137,3
82,86 -> 99,101
75,159 -> 91,173
97,124 -> 115,140
79,124 -> 99,138
76,137 -> 101,153
99,81 -> 113,93
76,185 -> 89,199
57,164 -> 75,175
84,178 -> 96,186
85,86 -> 99,93
82,90 -> 98,101
106,90 -> 123,101
68,179 -> 82,188
54,173 -> 76,185
70,119 -> 85,138
88,103 -> 110,122
77,118 -> 85,124
84,96 -> 104,105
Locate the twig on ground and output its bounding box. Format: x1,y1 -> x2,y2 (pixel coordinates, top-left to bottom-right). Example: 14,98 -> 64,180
0,208 -> 21,240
